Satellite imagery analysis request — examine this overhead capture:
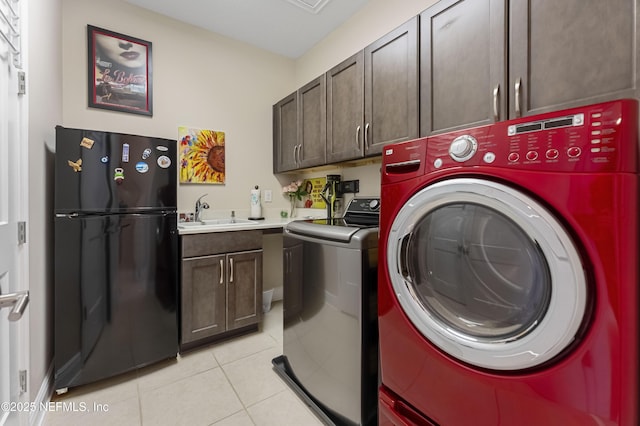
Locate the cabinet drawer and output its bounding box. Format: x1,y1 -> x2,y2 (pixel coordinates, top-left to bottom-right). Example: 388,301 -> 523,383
182,230 -> 263,258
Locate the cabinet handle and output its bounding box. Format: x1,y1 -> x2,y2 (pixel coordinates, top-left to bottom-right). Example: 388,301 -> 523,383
493,84 -> 500,122
515,78 -> 522,118
219,259 -> 224,284
364,123 -> 370,149
297,144 -> 302,165
355,125 -> 361,149
293,145 -> 299,165
229,258 -> 234,283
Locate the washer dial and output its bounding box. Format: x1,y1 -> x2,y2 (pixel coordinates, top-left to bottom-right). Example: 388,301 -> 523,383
449,135 -> 478,162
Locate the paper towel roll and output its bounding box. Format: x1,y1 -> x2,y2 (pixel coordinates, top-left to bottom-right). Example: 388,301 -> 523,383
250,186 -> 261,218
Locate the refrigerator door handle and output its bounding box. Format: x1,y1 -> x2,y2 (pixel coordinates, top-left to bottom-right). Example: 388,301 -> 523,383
56,213 -> 79,218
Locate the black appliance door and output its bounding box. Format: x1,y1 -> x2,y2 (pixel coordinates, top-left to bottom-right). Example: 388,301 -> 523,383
54,212 -> 178,389
54,126 -> 176,213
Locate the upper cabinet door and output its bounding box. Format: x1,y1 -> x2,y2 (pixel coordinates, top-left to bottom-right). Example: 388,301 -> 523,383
510,0 -> 638,118
421,0 -> 507,136
298,75 -> 327,169
364,17 -> 419,156
327,51 -> 365,163
273,92 -> 298,173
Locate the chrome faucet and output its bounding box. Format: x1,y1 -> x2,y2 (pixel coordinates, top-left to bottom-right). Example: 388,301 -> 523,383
230,210 -> 236,223
194,194 -> 210,222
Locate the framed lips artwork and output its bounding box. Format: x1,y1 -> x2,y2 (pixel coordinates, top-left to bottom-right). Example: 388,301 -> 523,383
178,126 -> 226,184
87,25 -> 153,116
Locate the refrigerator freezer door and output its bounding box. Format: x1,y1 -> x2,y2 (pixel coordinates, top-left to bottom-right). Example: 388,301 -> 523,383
54,126 -> 177,213
54,212 -> 179,390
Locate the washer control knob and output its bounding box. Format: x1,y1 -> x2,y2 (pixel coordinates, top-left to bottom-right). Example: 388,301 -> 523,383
508,152 -> 520,162
567,146 -> 582,158
369,199 -> 380,211
449,135 -> 478,162
526,151 -> 539,161
546,149 -> 559,160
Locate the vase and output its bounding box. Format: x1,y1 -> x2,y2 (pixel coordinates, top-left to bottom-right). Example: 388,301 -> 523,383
289,197 -> 297,218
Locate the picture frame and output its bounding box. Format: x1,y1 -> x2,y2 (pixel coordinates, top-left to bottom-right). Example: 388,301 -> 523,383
87,25 -> 153,116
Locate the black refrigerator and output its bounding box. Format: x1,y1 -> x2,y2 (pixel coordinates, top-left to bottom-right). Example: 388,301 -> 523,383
54,126 -> 179,391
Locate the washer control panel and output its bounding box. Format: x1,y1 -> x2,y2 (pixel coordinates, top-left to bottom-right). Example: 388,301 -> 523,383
425,99 -> 637,174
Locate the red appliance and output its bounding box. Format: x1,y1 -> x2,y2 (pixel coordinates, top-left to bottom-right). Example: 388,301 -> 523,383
378,99 -> 639,425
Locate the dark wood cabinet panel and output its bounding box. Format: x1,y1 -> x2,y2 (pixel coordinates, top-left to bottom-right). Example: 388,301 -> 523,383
273,76 -> 326,172
510,0 -> 638,117
227,250 -> 263,330
420,0 -> 506,135
273,92 -> 298,173
182,230 -> 262,258
298,75 -> 327,168
327,51 -> 365,163
181,255 -> 226,343
365,16 -> 419,155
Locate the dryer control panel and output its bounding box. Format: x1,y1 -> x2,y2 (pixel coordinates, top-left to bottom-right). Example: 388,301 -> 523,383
382,99 -> 638,179
427,99 -> 638,174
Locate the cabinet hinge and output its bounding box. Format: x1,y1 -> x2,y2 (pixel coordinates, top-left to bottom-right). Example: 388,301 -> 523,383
17,221 -> 26,244
19,369 -> 27,394
18,71 -> 26,95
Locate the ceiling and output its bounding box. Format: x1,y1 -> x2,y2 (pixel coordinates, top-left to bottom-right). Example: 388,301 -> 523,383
123,0 -> 371,58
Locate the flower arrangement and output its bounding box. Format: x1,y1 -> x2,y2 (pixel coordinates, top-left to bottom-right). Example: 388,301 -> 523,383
282,180 -> 308,217
282,180 -> 308,201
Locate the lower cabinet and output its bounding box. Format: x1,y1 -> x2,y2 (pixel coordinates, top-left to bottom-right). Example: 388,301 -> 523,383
180,230 -> 263,348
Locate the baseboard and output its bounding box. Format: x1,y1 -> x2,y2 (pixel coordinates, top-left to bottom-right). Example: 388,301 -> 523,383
30,362 -> 53,426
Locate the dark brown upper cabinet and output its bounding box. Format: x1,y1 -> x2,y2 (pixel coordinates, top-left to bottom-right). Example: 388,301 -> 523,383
420,0 -> 507,136
509,0 -> 638,118
273,75 -> 327,173
328,17 -> 419,163
421,0 -> 639,136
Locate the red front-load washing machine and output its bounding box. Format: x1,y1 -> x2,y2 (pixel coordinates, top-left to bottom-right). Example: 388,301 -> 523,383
378,99 -> 639,426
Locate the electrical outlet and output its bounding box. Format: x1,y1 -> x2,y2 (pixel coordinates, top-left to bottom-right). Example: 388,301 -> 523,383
264,189 -> 272,203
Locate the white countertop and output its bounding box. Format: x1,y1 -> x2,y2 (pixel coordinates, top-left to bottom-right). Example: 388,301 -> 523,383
177,208 -> 328,235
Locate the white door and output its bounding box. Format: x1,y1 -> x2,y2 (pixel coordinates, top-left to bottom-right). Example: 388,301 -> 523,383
0,0 -> 29,424
386,178 -> 588,370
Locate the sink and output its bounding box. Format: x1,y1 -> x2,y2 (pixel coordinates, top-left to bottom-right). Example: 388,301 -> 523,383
203,218 -> 257,225
179,218 -> 258,228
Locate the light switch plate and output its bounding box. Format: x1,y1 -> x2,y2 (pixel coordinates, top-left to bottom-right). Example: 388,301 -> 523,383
264,190 -> 272,203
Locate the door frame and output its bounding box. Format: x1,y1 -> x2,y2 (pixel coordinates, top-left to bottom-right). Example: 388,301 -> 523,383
0,0 -> 31,423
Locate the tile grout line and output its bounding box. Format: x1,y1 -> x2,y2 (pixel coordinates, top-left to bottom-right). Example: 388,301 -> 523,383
216,358 -> 256,425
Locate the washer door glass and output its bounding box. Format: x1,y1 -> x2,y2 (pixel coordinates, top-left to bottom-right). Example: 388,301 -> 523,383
407,203 -> 551,340
388,178 -> 587,370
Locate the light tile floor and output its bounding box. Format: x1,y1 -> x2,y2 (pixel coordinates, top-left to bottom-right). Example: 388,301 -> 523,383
45,301 -> 324,426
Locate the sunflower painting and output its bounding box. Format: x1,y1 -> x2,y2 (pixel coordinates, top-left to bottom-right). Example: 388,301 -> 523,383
179,126 -> 226,184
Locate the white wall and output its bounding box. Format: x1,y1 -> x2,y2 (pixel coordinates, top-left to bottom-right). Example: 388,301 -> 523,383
61,0 -> 297,217
28,0 -> 63,400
